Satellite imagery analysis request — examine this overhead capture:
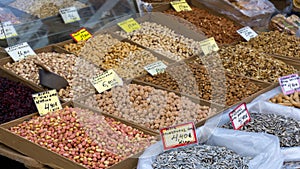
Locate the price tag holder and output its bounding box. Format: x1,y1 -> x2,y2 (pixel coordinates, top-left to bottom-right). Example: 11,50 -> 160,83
144,61 -> 167,76
0,21 -> 18,39
199,37 -> 219,55
90,69 -> 123,94
32,90 -> 62,116
229,103 -> 251,130
70,28 -> 92,42
59,7 -> 80,24
279,74 -> 300,95
5,42 -> 36,61
170,0 -> 192,12
160,122 -> 198,151
237,26 -> 258,41
117,18 -> 141,33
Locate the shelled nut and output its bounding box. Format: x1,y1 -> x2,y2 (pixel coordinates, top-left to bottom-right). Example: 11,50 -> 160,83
269,91 -> 300,108
80,84 -> 216,131
63,41 -> 86,55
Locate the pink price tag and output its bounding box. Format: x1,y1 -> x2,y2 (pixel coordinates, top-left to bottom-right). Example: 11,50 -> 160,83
229,103 -> 251,130
279,74 -> 300,95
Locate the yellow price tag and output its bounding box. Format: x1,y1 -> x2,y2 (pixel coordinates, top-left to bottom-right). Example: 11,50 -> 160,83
32,90 -> 62,116
90,69 -> 123,93
199,37 -> 219,55
70,28 -> 92,42
117,18 -> 141,33
170,0 -> 192,12
160,122 -> 198,150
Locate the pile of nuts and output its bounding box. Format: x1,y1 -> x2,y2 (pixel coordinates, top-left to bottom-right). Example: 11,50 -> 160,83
217,45 -> 296,82
63,41 -> 86,56
240,31 -> 300,58
10,107 -> 156,169
80,84 -> 216,130
164,7 -> 243,44
116,21 -> 203,61
4,52 -> 103,100
9,0 -> 86,18
136,62 -> 262,106
79,34 -> 159,79
269,91 -> 300,108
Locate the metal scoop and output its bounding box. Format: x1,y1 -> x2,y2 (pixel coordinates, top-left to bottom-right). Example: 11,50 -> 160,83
35,61 -> 69,90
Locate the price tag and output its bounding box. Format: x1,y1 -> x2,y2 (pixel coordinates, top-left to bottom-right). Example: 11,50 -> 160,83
70,28 -> 92,42
229,103 -> 251,130
170,0 -> 192,12
160,122 -> 198,151
199,37 -> 219,55
144,61 -> 167,76
237,26 -> 258,41
59,7 -> 80,24
117,18 -> 141,33
5,42 -> 36,61
32,90 -> 62,116
0,21 -> 18,39
90,69 -> 123,93
279,74 -> 300,95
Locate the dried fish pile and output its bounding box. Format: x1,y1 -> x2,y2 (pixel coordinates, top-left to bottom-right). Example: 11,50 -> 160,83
222,113 -> 300,147
152,144 -> 251,169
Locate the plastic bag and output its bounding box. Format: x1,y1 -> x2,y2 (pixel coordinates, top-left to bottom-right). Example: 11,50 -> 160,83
137,127 -> 283,169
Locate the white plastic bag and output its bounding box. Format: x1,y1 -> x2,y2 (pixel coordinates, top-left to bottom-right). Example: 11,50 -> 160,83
137,127 -> 283,169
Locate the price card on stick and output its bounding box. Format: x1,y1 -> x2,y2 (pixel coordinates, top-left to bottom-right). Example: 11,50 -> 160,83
5,42 -> 36,61
32,90 -> 62,116
160,122 -> 198,151
237,26 -> 258,41
229,103 -> 251,130
59,7 -> 80,24
0,21 -> 18,39
90,69 -> 123,94
170,0 -> 192,12
279,74 -> 300,95
70,28 -> 92,42
117,18 -> 141,33
199,37 -> 219,55
144,61 -> 167,76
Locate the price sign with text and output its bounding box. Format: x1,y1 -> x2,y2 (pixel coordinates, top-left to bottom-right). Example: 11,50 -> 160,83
170,0 -> 192,12
229,103 -> 251,130
199,37 -> 219,55
237,26 -> 258,41
144,61 -> 167,76
70,28 -> 92,42
279,74 -> 300,95
90,69 -> 123,93
117,18 -> 141,33
160,122 -> 198,150
0,21 -> 18,39
59,7 -> 80,24
5,42 -> 36,61
32,90 -> 62,116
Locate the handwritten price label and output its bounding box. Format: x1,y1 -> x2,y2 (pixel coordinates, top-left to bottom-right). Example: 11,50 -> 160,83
199,37 -> 219,55
5,42 -> 36,61
237,26 -> 258,41
279,74 -> 300,95
160,122 -> 198,150
0,21 -> 18,39
229,103 -> 251,130
59,7 -> 80,24
117,18 -> 141,33
144,61 -> 167,76
32,90 -> 62,116
90,69 -> 123,93
170,0 -> 192,12
70,28 -> 92,42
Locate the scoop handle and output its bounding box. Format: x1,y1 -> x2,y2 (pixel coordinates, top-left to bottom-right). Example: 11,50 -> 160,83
34,61 -> 51,72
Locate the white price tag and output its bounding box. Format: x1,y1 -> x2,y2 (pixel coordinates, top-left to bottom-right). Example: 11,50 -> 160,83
32,89 -> 62,116
279,74 -> 300,95
59,7 -> 80,24
229,103 -> 251,130
90,69 -> 123,94
237,26 -> 258,41
5,42 -> 36,61
0,21 -> 18,39
144,61 -> 167,76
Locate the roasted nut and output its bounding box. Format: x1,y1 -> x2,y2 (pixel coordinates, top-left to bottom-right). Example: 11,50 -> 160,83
269,91 -> 300,108
63,41 -> 86,55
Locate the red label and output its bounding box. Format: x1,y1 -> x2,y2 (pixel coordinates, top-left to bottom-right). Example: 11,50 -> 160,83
229,103 -> 251,130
